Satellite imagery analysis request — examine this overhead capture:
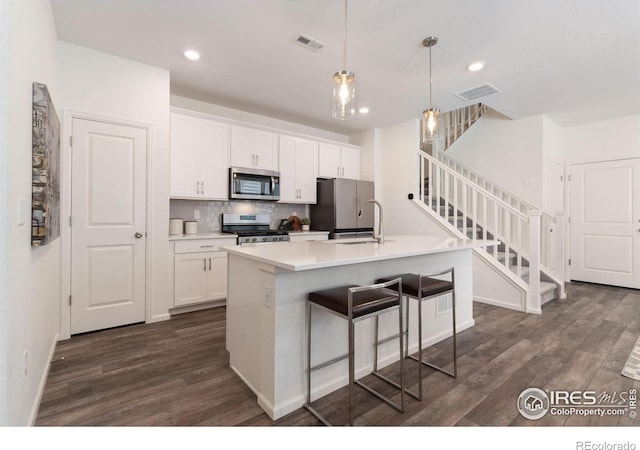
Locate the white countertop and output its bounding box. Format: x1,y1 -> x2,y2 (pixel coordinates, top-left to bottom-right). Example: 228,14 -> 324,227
169,230 -> 328,241
169,232 -> 236,241
222,235 -> 497,271
287,230 -> 329,236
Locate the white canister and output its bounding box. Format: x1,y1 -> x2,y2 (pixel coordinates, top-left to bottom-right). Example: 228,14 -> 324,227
169,218 -> 184,235
184,221 -> 198,235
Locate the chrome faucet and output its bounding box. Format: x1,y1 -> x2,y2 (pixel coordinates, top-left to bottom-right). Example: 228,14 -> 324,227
358,199 -> 384,244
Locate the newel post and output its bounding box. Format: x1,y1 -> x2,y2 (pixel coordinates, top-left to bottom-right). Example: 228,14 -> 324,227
527,210 -> 542,313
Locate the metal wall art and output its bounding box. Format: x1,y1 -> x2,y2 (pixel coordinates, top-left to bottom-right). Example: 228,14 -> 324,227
31,82 -> 60,246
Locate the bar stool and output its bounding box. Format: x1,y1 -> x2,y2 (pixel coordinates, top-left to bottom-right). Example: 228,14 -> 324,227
376,268 -> 456,401
304,278 -> 405,426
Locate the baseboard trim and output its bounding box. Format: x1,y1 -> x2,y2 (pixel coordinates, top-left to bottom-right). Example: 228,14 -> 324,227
474,296 -> 524,312
28,333 -> 59,426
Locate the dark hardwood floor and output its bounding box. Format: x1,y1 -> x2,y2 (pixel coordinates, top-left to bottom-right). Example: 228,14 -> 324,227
35,282 -> 640,427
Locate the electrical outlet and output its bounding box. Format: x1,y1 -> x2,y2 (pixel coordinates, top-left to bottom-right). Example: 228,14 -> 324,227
23,350 -> 28,377
194,210 -> 200,219
264,285 -> 272,307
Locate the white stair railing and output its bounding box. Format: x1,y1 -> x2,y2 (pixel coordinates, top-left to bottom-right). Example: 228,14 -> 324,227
436,149 -> 559,276
417,150 -> 548,312
442,103 -> 488,151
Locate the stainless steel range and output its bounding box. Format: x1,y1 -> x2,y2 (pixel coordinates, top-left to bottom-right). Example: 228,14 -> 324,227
221,213 -> 290,245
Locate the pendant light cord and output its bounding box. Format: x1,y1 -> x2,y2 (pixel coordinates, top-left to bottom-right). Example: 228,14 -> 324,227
343,0 -> 348,70
428,44 -> 432,109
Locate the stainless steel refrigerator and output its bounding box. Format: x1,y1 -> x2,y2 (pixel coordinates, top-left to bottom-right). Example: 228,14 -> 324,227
309,178 -> 375,239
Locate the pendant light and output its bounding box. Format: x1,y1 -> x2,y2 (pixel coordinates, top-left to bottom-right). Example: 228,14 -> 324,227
332,0 -> 356,120
421,36 -> 440,144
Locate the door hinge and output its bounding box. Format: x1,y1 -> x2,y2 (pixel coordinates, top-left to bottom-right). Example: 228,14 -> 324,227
69,216 -> 72,227
568,216 -> 571,224
568,259 -> 572,266
68,295 -> 72,306
560,175 -> 563,181
567,174 -> 571,182
69,136 -> 73,147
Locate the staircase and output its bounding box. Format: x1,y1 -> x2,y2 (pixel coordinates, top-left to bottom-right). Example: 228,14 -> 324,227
424,186 -> 559,306
414,105 -> 565,313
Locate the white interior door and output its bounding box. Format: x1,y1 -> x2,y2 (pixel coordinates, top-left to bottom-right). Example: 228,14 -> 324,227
71,118 -> 147,334
570,158 -> 640,288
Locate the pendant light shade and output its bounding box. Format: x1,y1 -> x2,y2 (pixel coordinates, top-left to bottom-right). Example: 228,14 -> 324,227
332,0 -> 356,120
421,36 -> 440,144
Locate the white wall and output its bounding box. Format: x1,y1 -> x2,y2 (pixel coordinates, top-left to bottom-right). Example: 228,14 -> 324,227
446,110 -> 544,208
379,119 -> 450,237
3,0 -> 59,426
56,42 -> 172,329
349,128 -> 379,183
171,95 -> 349,143
0,0 -> 9,427
564,114 -> 640,164
542,115 -> 566,213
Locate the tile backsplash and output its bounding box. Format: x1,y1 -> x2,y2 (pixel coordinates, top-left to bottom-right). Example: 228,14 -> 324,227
170,199 -> 309,232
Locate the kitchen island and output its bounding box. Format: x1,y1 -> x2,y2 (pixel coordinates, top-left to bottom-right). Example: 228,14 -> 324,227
223,236 -> 495,420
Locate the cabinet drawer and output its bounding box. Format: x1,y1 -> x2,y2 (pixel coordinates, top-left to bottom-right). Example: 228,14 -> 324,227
174,238 -> 237,254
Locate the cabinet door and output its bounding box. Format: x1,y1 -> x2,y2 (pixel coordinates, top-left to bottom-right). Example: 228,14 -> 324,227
230,125 -> 255,168
230,126 -> 277,170
296,139 -> 318,203
253,129 -> 278,170
206,252 -> 228,300
278,136 -> 298,202
340,147 -> 360,180
200,119 -> 229,200
174,253 -> 208,306
318,143 -> 341,178
170,113 -> 200,197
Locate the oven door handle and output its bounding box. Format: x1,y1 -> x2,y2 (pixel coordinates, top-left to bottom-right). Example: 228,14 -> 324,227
271,176 -> 275,195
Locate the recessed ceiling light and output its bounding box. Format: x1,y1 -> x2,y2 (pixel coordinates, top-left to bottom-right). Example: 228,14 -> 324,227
358,107 -> 370,114
467,61 -> 485,72
184,50 -> 200,61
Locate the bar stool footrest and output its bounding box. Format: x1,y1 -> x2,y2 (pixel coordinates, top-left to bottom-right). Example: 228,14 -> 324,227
372,370 -> 420,401
407,354 -> 457,378
303,403 -> 332,426
355,378 -> 404,413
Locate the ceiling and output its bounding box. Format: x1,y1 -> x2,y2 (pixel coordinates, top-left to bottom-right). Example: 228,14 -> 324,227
50,0 -> 640,135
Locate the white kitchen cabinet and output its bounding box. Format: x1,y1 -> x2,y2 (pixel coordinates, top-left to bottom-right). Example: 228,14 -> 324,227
172,238 -> 236,307
278,135 -> 318,203
230,125 -> 278,171
170,112 -> 229,200
318,143 -> 360,179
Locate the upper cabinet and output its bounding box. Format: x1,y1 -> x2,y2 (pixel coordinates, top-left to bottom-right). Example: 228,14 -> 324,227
170,112 -> 229,200
278,135 -> 318,204
318,143 -> 360,180
230,125 -> 278,171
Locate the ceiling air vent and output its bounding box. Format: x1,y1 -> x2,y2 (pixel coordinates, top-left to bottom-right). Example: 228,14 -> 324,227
293,33 -> 326,51
455,83 -> 500,102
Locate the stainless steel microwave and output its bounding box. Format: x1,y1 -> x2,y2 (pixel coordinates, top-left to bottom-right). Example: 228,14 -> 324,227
229,167 -> 280,201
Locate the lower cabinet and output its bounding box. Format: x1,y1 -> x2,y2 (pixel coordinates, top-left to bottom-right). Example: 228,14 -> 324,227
172,238 -> 237,307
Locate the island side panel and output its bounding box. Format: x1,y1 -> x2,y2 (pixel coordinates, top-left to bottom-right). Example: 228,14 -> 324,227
226,247 -> 475,420
226,253 -> 277,414
268,248 -> 474,420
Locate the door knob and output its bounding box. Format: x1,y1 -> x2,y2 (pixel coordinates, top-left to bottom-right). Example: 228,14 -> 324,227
135,232 -> 143,238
